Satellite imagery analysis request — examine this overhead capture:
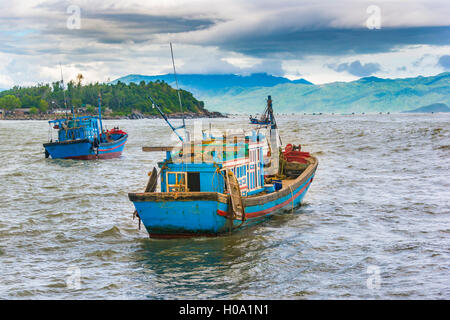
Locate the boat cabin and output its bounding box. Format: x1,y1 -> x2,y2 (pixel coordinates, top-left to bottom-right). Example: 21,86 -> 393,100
158,131 -> 266,197
48,116 -> 102,143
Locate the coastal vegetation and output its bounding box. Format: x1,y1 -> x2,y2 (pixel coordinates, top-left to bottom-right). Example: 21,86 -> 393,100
0,79 -> 208,117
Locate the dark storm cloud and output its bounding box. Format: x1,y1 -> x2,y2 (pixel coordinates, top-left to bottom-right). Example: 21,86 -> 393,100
328,60 -> 381,77
85,12 -> 217,33
1,0 -> 449,87
8,2 -> 450,59
41,26 -> 155,45
437,55 -> 450,70
37,13 -> 216,45
212,27 -> 450,58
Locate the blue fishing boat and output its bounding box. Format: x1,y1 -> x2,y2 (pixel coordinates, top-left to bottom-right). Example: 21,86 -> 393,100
128,96 -> 317,238
249,98 -> 277,125
43,97 -> 127,160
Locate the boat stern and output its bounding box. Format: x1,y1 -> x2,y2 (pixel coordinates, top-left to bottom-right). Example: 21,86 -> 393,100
128,192 -> 230,238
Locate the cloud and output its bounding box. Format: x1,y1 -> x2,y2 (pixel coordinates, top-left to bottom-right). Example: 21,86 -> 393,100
328,60 -> 381,77
4,1 -> 450,57
214,27 -> 450,59
0,0 -> 449,86
437,55 -> 450,70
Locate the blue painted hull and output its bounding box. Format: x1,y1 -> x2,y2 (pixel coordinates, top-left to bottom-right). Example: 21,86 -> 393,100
129,158 -> 317,238
44,135 -> 127,160
250,118 -> 270,125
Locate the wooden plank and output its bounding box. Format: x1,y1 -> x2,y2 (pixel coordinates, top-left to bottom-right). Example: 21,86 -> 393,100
144,167 -> 158,192
142,146 -> 175,152
225,169 -> 245,221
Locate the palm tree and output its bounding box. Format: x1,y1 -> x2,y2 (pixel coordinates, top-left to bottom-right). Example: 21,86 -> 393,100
76,73 -> 84,86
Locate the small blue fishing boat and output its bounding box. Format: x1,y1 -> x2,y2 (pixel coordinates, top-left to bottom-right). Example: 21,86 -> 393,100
249,99 -> 277,125
249,116 -> 271,125
128,96 -> 317,238
43,97 -> 127,160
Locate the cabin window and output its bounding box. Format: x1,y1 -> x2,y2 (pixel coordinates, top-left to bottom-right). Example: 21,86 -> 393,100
187,172 -> 200,192
166,172 -> 187,192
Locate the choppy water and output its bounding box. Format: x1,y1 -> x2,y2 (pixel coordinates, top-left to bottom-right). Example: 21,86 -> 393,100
0,114 -> 449,299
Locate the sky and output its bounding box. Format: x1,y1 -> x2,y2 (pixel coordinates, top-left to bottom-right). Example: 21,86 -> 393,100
0,0 -> 449,88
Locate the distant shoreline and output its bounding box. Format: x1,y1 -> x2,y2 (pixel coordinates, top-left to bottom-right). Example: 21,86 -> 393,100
0,111 -> 227,121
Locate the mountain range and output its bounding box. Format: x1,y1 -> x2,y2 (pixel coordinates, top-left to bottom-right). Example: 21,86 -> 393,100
112,73 -> 312,95
402,103 -> 450,113
112,71 -> 450,114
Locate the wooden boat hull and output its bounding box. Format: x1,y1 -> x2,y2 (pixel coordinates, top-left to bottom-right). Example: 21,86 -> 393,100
129,157 -> 317,238
43,135 -> 127,160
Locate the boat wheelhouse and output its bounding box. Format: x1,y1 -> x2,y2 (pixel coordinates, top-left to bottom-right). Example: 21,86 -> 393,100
159,130 -> 266,197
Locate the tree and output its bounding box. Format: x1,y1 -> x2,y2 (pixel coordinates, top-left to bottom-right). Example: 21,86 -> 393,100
0,80 -> 208,116
38,99 -> 48,113
29,107 -> 38,114
0,95 -> 21,110
76,74 -> 84,86
86,105 -> 95,114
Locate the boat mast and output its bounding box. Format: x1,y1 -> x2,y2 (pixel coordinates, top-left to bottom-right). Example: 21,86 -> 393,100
59,63 -> 70,117
98,93 -> 104,139
149,95 -> 184,142
266,95 -> 277,129
148,43 -> 190,143
170,42 -> 189,141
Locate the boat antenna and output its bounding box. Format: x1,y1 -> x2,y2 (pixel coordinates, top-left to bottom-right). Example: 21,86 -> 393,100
59,63 -> 69,117
169,42 -> 188,140
98,93 -> 104,139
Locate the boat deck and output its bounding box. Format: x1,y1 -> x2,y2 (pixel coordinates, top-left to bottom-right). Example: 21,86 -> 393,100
281,178 -> 297,187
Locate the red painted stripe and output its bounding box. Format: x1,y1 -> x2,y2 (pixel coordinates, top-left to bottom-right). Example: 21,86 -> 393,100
63,150 -> 123,160
245,180 -> 312,218
216,179 -> 312,219
98,151 -> 123,159
64,154 -> 97,160
99,140 -> 127,152
217,209 -> 228,216
149,232 -> 218,239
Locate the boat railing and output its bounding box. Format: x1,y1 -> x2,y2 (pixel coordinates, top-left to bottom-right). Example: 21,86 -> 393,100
51,116 -> 101,142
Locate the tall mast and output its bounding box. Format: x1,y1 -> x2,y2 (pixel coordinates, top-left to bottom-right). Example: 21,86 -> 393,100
267,95 -> 277,129
149,95 -> 184,142
170,42 -> 188,140
98,93 -> 104,139
59,63 -> 70,117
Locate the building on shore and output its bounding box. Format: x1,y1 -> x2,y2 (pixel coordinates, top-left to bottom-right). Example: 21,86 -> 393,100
13,108 -> 32,116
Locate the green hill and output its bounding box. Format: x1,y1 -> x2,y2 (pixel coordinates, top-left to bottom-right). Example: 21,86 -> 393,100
0,80 -> 208,116
112,73 -> 313,97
